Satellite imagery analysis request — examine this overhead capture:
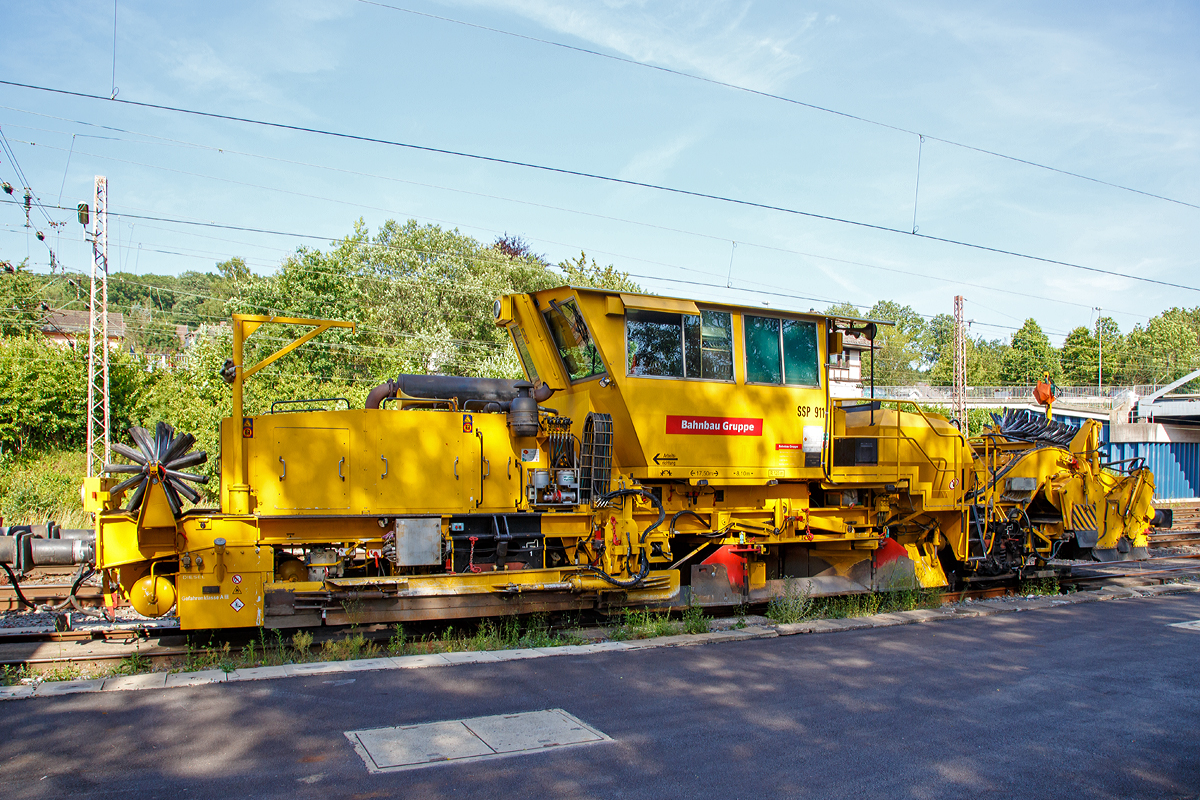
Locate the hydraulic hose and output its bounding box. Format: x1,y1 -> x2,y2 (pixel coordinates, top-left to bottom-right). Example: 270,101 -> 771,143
40,565 -> 96,613
1,563 -> 35,609
2,562 -> 101,615
598,488 -> 666,544
586,488 -> 664,588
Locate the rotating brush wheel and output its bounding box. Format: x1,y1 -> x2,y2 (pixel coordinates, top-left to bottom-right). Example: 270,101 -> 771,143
103,421 -> 209,517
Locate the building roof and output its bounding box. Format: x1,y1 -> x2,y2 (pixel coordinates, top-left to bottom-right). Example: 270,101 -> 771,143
41,309 -> 126,339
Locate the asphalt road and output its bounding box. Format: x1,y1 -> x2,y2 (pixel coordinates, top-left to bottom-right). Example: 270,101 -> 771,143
4,594 -> 1200,800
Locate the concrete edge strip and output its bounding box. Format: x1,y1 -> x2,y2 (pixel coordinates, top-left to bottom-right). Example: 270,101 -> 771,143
4,581 -> 1197,701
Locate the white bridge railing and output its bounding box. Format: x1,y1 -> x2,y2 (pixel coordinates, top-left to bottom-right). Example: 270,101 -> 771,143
866,385 -> 1165,408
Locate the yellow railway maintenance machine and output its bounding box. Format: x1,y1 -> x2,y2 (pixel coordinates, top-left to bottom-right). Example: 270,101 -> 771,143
78,288 -> 1158,631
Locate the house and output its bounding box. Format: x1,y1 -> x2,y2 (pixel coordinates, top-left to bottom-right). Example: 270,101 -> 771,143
40,309 -> 125,348
828,332 -> 870,398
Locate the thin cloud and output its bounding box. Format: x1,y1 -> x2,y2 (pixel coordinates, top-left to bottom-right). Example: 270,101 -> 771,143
618,132 -> 700,182
456,0 -> 822,91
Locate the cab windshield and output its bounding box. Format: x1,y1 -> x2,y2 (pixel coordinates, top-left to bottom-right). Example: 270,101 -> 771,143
543,298 -> 605,381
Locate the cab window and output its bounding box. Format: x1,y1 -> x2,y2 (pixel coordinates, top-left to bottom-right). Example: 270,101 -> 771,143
544,298 -> 605,381
509,324 -> 539,384
744,316 -> 819,386
627,309 -> 733,381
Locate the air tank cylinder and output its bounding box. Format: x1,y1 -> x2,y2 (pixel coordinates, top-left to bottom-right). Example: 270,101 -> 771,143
507,382 -> 540,438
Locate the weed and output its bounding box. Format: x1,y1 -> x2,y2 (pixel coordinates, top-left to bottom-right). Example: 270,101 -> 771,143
1,664 -> 30,686
1019,576 -> 1061,596
114,650 -> 152,676
387,624 -> 407,655
211,641 -> 236,674
319,632 -> 379,662
39,662 -> 84,682
291,630 -> 314,660
613,609 -> 680,640
341,598 -> 366,628
682,602 -> 710,634
766,578 -> 815,624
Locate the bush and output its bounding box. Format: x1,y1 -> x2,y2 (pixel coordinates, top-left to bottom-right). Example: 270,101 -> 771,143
0,335 -> 147,455
0,449 -> 89,526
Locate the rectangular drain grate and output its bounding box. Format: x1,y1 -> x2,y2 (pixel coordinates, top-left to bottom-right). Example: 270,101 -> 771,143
1168,620 -> 1200,631
346,709 -> 610,773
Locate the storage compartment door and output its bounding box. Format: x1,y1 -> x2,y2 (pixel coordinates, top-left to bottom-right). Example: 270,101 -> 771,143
271,427 -> 350,511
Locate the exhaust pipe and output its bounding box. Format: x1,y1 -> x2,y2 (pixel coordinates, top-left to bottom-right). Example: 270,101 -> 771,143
366,375 -> 554,410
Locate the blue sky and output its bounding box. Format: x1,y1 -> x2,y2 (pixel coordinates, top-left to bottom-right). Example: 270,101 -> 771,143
1,0 -> 1197,345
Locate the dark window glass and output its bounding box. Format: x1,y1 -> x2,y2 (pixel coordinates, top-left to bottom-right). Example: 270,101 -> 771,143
700,311 -> 733,380
627,309 -> 684,377
745,315 -> 820,386
627,309 -> 733,381
745,316 -> 782,383
509,324 -> 539,384
683,314 -> 701,378
544,299 -> 605,381
783,320 -> 819,386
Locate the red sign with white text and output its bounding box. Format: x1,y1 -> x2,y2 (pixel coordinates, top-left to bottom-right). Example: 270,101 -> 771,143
666,415 -> 763,436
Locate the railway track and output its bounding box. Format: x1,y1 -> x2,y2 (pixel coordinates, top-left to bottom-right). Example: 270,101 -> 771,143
0,584 -> 104,613
1149,530 -> 1200,548
3,556 -> 1199,676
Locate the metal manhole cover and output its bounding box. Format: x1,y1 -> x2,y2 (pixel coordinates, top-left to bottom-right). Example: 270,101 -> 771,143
346,709 -> 610,773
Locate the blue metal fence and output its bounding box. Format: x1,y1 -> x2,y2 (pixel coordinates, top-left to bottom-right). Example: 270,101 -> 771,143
1018,410 -> 1199,500
1106,441 -> 1200,500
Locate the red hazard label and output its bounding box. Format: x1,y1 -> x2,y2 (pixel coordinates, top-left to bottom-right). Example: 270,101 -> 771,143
666,415 -> 762,436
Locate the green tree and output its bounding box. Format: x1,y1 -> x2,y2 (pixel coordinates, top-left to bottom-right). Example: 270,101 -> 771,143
558,251 -> 641,293
217,256 -> 251,284
923,313 -> 954,371
823,301 -> 863,319
1059,317 -> 1124,386
1122,308 -> 1200,386
862,301 -> 928,385
1059,326 -> 1096,385
0,260 -> 49,337
0,335 -> 146,454
1001,318 -> 1060,385
226,219 -> 564,391
928,331 -> 1009,386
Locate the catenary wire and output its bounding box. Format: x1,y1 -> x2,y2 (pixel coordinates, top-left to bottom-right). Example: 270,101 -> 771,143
352,0 -> 1200,213
1,78 -> 1196,295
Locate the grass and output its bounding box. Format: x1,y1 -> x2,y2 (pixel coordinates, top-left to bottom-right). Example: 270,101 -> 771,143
0,612 -> 595,687
681,602 -> 710,634
765,578 -> 815,624
1018,576 -> 1062,596
610,608 -> 682,640
766,577 -> 947,623
0,574 -> 1078,688
0,448 -> 91,527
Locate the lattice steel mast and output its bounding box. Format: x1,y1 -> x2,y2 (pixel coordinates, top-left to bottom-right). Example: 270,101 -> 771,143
85,176 -> 110,477
953,295 -> 966,428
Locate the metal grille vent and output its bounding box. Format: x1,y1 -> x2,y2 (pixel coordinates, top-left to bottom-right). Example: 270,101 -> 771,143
580,412 -> 614,507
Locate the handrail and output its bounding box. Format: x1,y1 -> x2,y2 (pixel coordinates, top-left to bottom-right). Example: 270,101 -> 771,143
270,397 -> 350,414
380,396 -> 458,411
830,398 -> 964,508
